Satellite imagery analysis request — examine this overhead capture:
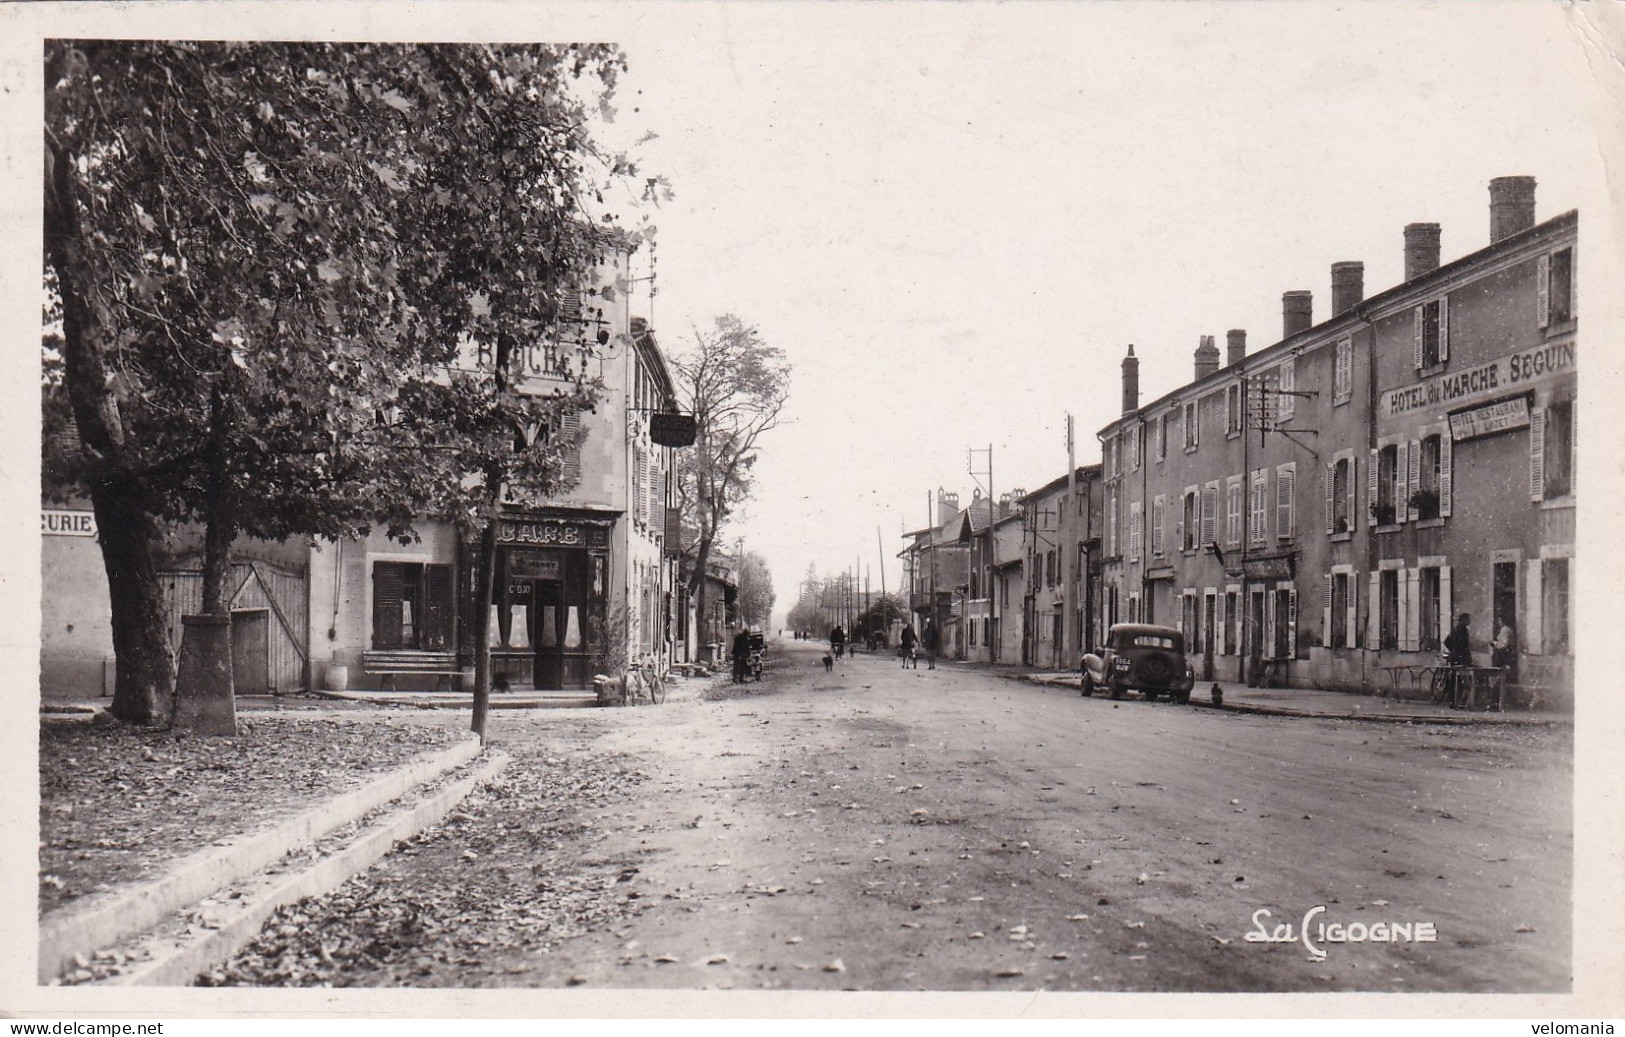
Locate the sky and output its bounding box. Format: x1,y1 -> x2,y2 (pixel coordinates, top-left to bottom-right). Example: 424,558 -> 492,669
584,2 -> 1618,627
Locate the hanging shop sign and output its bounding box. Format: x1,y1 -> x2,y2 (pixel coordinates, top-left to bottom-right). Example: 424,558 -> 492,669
649,412 -> 697,448
1381,340 -> 1575,420
1448,394 -> 1532,442
1243,555 -> 1294,581
43,509 -> 97,537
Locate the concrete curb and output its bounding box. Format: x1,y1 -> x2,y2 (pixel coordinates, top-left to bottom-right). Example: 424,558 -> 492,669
39,734 -> 483,983
1013,672 -> 1561,727
104,750 -> 511,987
308,689 -> 597,709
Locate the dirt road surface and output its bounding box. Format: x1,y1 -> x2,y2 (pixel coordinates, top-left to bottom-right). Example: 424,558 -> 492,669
216,638 -> 1572,993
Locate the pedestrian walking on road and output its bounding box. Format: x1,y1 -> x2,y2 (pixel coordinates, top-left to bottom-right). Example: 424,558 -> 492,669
829,625 -> 845,660
923,619 -> 939,669
899,624 -> 917,668
731,624 -> 753,684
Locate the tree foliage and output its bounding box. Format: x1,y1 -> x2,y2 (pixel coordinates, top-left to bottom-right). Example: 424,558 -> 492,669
43,42 -> 647,727
734,550 -> 775,629
671,316 -> 790,639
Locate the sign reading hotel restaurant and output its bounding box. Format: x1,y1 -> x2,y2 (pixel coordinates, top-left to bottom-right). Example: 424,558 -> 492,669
1449,395 -> 1531,441
1381,340 -> 1575,420
43,510 -> 97,537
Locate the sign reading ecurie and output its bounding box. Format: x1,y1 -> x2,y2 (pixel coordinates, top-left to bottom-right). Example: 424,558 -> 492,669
1381,340 -> 1575,420
1449,395 -> 1531,441
42,510 -> 97,537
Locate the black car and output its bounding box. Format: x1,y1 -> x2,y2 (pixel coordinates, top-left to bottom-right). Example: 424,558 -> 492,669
1080,623 -> 1196,703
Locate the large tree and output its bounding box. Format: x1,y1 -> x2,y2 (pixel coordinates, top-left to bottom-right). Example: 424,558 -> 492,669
672,316 -> 790,643
43,42 -> 645,731
734,550 -> 775,629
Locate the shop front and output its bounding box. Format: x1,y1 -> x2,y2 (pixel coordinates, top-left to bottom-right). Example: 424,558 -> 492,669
474,511 -> 616,691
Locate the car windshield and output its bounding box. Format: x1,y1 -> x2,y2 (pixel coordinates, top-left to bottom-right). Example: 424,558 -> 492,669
1125,634 -> 1178,649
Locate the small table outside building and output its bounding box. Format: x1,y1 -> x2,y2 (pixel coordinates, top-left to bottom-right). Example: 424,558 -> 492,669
1381,664 -> 1440,702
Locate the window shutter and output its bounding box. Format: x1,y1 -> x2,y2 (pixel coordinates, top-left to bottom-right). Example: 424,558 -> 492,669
1525,559 -> 1544,654
1396,441 -> 1410,523
1367,448 -> 1378,526
1367,571 -> 1381,650
1152,495 -> 1164,557
1275,467 -> 1292,540
1129,502 -> 1141,560
1536,253 -> 1550,329
1529,408 -> 1546,502
1202,483 -> 1217,546
1413,307 -> 1424,369
1345,576 -> 1358,651
1322,573 -> 1333,646
423,564 -> 454,650
1324,462 -> 1335,534
371,562 -> 404,650
1288,589 -> 1299,658
1264,589 -> 1276,657
559,409 -> 582,484
1397,569 -> 1412,651
1439,565 -> 1452,650
1406,440 -> 1420,521
1216,591 -> 1226,656
1443,435 -> 1456,520
1336,339 -> 1352,400
1438,296 -> 1450,363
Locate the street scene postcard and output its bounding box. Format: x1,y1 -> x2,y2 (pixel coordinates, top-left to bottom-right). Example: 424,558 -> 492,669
4,0 -> 1625,1027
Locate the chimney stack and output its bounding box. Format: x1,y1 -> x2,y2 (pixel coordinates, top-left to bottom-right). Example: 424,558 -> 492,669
1226,329 -> 1246,367
937,489 -> 959,527
1194,334 -> 1220,381
1282,291 -> 1313,339
1489,175 -> 1537,243
1404,223 -> 1441,281
1331,262 -> 1365,315
1121,345 -> 1140,414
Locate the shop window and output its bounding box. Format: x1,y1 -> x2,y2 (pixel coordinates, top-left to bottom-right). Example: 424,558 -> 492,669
1543,558 -> 1570,655
372,562 -> 453,651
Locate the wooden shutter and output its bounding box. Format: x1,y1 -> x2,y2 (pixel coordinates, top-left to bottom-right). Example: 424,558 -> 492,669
1536,253 -> 1550,329
422,564 -> 454,650
1525,559 -> 1544,654
371,562 -> 403,650
1367,571 -> 1381,650
1367,448 -> 1379,526
1216,591 -> 1226,656
1336,339 -> 1351,399
559,409 -> 582,484
1406,440 -> 1420,521
1287,589 -> 1299,658
1153,495 -> 1165,557
1413,307 -> 1425,369
1324,462 -> 1335,534
1529,408 -> 1546,501
1438,565 -> 1452,650
1275,466 -> 1292,540
1322,573 -> 1334,647
1264,590 -> 1276,657
1345,575 -> 1358,651
1438,296 -> 1450,363
1202,483 -> 1217,546
1400,568 -> 1417,652
1279,359 -> 1295,421
1396,441 -> 1410,523
1439,433 -> 1453,517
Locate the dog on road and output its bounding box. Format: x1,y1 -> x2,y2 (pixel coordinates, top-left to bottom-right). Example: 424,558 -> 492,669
822,653 -> 833,672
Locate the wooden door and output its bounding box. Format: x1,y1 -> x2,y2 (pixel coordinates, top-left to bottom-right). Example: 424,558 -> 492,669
231,610 -> 270,694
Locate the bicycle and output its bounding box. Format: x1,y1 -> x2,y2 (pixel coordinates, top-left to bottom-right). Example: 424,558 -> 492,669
633,656 -> 666,705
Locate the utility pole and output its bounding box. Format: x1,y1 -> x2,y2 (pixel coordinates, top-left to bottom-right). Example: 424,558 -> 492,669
1062,413 -> 1077,667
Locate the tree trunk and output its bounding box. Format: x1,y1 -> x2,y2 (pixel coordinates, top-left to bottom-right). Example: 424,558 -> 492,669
470,496 -> 498,743
173,403 -> 239,735
46,138 -> 174,725
687,533 -> 715,660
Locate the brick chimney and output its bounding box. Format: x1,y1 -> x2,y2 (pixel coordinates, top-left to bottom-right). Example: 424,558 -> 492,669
1282,291 -> 1313,339
1489,175 -> 1537,243
1194,334 -> 1220,381
1331,262 -> 1364,315
1121,345 -> 1139,414
1226,329 -> 1246,367
937,488 -> 959,527
1404,223 -> 1441,281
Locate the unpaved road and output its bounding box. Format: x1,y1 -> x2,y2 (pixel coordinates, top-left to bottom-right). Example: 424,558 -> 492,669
218,638 -> 1572,992
509,640 -> 1571,992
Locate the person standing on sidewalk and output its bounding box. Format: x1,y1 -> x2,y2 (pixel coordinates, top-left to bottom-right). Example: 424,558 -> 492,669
1491,619 -> 1519,682
923,619 -> 939,670
1443,612 -> 1473,707
899,623 -> 917,668
731,624 -> 752,684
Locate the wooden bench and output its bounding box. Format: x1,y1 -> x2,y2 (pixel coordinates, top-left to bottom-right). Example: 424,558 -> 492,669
361,650 -> 463,691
